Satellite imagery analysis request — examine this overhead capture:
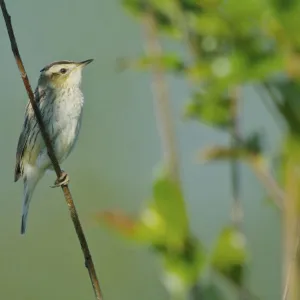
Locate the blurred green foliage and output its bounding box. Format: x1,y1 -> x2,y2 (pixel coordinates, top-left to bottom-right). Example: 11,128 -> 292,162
211,227 -> 246,286
98,0 -> 300,299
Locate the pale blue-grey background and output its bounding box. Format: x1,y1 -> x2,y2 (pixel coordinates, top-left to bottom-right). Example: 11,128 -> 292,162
0,1 -> 281,299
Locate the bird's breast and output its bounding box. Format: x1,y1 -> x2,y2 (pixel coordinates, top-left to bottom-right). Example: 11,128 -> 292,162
48,88 -> 84,162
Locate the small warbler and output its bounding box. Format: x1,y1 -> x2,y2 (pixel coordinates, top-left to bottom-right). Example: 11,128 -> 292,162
14,59 -> 93,234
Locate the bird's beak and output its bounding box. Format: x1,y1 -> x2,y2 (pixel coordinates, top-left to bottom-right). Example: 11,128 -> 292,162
78,59 -> 94,67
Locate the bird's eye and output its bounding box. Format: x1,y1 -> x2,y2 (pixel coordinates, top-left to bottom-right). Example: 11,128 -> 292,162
60,68 -> 67,74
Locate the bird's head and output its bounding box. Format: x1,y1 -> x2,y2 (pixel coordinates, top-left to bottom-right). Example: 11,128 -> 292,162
38,59 -> 93,89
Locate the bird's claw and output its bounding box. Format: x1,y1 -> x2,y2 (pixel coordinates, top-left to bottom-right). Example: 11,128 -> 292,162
50,171 -> 69,188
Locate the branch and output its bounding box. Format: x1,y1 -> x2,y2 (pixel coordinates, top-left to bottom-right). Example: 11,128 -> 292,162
229,87 -> 245,300
0,2 -> 103,299
248,156 -> 285,210
229,87 -> 243,229
282,220 -> 300,300
142,10 -> 181,184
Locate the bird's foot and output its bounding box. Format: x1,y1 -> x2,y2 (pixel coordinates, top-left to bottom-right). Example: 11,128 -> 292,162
50,171 -> 69,188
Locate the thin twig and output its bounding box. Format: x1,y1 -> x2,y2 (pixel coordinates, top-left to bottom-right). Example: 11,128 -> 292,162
0,2 -> 103,299
229,87 -> 245,300
142,10 -> 181,184
248,156 -> 285,210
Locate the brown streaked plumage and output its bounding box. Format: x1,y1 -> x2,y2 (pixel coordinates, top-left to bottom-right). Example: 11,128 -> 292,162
15,59 -> 93,234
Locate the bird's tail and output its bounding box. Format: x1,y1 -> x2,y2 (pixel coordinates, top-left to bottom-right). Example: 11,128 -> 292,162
21,167 -> 42,235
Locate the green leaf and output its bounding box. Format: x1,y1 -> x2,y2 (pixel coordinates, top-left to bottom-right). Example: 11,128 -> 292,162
185,92 -> 231,129
97,209 -> 166,244
138,203 -> 169,244
162,238 -> 206,291
122,0 -> 145,16
189,13 -> 231,37
153,170 -> 189,249
98,168 -> 189,248
125,54 -> 186,73
222,0 -> 265,21
211,226 -> 247,285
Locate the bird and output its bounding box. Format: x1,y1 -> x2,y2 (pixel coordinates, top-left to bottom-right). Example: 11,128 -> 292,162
14,59 -> 93,234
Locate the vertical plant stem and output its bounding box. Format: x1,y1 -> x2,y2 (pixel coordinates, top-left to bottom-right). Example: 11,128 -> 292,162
142,11 -> 181,184
248,156 -> 284,210
229,87 -> 245,300
283,221 -> 300,300
283,135 -> 300,300
230,87 -> 243,229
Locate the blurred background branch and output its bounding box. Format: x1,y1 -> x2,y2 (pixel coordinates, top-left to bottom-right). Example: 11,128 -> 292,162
229,87 -> 243,230
229,86 -> 245,299
104,0 -> 300,299
142,9 -> 181,184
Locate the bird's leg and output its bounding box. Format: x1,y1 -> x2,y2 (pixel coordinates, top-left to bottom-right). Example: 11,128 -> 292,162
50,171 -> 70,188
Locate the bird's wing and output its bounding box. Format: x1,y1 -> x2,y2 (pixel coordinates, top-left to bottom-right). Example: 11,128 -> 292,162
14,104 -> 31,182
14,88 -> 45,182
